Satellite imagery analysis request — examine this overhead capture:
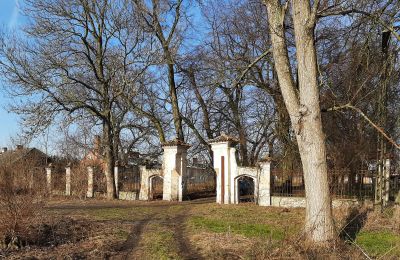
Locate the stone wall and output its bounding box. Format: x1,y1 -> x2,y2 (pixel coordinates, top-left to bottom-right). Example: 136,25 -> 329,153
119,191 -> 138,200
271,196 -> 362,208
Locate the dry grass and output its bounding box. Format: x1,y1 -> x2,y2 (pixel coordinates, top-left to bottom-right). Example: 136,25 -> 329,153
0,164 -> 47,250
1,198 -> 399,259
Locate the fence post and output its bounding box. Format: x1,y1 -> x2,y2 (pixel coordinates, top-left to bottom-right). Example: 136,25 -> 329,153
46,163 -> 52,194
258,158 -> 271,206
65,164 -> 71,196
384,159 -> 391,206
87,166 -> 94,198
114,162 -> 119,198
138,166 -> 149,200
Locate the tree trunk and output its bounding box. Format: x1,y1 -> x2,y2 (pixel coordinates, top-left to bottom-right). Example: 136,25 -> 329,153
167,62 -> 185,141
265,0 -> 335,243
292,0 -> 334,242
103,122 -> 116,199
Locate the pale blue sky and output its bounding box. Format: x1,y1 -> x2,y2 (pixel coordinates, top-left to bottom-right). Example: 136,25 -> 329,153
0,0 -> 22,147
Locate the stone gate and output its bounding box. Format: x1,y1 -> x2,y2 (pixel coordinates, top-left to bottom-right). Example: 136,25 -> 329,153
138,140 -> 190,201
209,134 -> 271,206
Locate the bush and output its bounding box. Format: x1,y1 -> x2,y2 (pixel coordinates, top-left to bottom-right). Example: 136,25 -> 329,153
71,164 -> 89,199
0,164 -> 46,249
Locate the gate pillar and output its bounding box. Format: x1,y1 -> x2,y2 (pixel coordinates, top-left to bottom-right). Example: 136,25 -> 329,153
209,134 -> 239,204
162,140 -> 190,201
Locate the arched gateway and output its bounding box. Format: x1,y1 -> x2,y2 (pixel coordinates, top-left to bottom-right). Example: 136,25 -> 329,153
138,140 -> 190,201
209,134 -> 271,206
149,175 -> 164,200
236,175 -> 256,203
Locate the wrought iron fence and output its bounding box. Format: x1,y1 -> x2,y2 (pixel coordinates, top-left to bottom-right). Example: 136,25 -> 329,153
271,169 -> 305,197
118,166 -> 140,192
271,169 -> 377,200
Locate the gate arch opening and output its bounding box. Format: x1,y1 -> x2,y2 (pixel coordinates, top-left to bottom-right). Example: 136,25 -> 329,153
149,175 -> 163,200
236,175 -> 255,203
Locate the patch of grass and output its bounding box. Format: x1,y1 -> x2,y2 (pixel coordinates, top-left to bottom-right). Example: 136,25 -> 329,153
142,224 -> 181,260
189,216 -> 285,240
114,228 -> 130,240
148,231 -> 178,259
356,231 -> 400,257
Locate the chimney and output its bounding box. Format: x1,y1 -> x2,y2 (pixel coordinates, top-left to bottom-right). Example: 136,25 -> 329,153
16,145 -> 23,150
94,135 -> 101,152
1,147 -> 7,153
192,157 -> 198,165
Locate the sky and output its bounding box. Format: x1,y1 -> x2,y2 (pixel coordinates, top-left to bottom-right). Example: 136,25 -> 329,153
0,0 -> 22,147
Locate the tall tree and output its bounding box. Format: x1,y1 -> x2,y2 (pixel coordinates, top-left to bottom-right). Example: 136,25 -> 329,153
264,0 -> 335,243
133,0 -> 186,141
0,0 -> 149,199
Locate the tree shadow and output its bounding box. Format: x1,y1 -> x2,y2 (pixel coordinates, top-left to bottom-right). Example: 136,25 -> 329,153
339,207 -> 369,242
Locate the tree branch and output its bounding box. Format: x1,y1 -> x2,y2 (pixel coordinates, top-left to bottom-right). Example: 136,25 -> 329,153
324,103 -> 400,150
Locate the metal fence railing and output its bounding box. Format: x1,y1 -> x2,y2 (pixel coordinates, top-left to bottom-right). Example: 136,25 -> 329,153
118,166 -> 140,193
271,169 -> 379,200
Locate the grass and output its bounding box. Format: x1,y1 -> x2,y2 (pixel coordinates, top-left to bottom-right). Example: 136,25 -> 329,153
142,224 -> 182,260
50,206 -> 156,221
5,199 -> 400,259
86,207 -> 151,221
356,231 -> 400,257
114,228 -> 130,240
189,216 -> 285,240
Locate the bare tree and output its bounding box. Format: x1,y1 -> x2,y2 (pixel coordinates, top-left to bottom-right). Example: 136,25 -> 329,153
0,0 -> 149,199
133,0 -> 187,141
264,0 -> 335,243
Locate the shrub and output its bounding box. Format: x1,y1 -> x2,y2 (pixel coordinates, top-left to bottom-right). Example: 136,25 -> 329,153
0,164 -> 45,249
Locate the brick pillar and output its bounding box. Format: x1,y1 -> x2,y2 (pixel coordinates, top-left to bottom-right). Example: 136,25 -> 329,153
46,164 -> 52,193
65,165 -> 71,196
258,159 -> 272,206
87,166 -> 94,198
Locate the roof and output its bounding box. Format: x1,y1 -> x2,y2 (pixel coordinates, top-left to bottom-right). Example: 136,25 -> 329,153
208,133 -> 239,145
259,156 -> 273,162
162,139 -> 191,148
0,147 -> 49,167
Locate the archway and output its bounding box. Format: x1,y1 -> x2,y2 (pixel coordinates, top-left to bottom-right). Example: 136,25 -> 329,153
149,175 -> 163,200
236,176 -> 255,203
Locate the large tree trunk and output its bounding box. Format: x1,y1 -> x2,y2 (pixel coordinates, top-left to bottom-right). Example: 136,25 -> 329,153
265,0 -> 335,243
103,122 -> 116,200
292,0 -> 334,242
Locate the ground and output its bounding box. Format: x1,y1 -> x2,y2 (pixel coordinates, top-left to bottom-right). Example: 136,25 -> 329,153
1,198 -> 400,259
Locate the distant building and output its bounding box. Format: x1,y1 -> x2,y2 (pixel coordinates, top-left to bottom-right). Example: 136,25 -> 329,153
0,145 -> 50,168
81,135 -> 104,168
0,145 -> 51,191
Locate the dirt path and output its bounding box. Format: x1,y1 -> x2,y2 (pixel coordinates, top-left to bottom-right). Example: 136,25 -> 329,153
46,199 -> 209,259
170,209 -> 204,260
122,205 -> 203,259
118,219 -> 153,255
